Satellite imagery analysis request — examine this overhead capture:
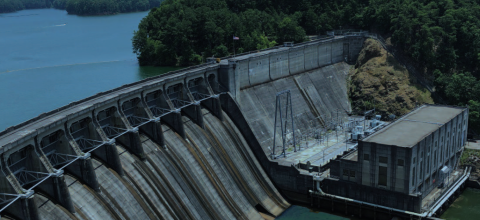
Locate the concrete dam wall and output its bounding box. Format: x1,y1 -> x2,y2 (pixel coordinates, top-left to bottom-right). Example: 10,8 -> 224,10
0,34 -> 366,219
237,63 -> 351,157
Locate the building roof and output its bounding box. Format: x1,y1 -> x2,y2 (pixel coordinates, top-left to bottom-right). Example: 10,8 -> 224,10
362,105 -> 465,147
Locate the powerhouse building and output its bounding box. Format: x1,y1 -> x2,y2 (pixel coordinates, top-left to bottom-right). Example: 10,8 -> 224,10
327,104 -> 468,211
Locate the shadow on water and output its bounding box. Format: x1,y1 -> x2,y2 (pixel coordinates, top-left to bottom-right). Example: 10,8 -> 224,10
275,205 -> 360,220
441,188 -> 480,220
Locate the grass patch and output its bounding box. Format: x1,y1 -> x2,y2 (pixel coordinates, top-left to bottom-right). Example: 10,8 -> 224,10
460,148 -> 480,165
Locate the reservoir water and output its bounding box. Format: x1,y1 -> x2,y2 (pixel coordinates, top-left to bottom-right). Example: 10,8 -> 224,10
0,8 -> 476,220
0,9 -> 179,131
440,188 -> 480,220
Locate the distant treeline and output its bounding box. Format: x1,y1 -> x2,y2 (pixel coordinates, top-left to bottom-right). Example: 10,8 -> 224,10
0,0 -> 54,13
132,0 -> 309,67
0,0 -> 162,14
133,0 -> 480,131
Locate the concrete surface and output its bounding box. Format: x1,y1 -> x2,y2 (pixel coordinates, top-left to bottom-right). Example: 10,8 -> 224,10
364,105 -> 466,147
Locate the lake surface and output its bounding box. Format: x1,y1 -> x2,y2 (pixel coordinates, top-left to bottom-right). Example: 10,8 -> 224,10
275,205 -> 354,220
0,9 -> 179,130
441,188 -> 480,220
0,8 -> 477,220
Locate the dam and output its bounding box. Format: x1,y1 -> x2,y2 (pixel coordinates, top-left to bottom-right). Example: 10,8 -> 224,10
0,32 -> 401,220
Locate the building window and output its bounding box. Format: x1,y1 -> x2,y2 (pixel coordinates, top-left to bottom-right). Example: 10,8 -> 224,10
427,156 -> 430,173
419,162 -> 423,179
412,168 -> 416,186
343,169 -> 349,176
398,159 -> 404,167
413,157 -> 416,164
378,166 -> 387,186
379,156 -> 388,164
350,170 -> 356,178
364,154 -> 370,161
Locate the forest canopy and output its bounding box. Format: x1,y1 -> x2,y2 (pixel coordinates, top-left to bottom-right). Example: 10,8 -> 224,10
0,0 -> 54,13
132,0 -> 307,66
133,0 -> 480,131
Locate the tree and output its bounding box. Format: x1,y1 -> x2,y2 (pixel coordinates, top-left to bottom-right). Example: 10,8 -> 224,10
256,34 -> 276,50
214,44 -> 229,57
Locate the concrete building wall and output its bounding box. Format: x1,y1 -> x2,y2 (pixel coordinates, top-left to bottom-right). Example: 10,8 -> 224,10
337,158 -> 360,183
394,147 -> 408,193
355,107 -> 469,197
406,109 -> 469,196
360,143 -> 371,186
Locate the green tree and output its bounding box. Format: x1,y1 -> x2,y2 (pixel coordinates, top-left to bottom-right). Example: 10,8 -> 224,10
256,34 -> 276,50
214,44 -> 229,57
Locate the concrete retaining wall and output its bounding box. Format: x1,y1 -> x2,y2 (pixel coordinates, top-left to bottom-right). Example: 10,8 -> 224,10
230,35 -> 365,92
304,44 -> 319,70
322,178 -> 422,212
238,63 -> 352,156
288,47 -> 305,75
237,60 -> 250,88
248,54 -> 270,86
331,41 -> 344,63
269,49 -> 290,80
318,43 -> 332,67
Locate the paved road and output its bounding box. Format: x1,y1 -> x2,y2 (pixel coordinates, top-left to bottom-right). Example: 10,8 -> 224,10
466,140 -> 480,150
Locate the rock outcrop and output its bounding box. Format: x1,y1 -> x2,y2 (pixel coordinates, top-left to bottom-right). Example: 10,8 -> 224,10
349,38 -> 433,118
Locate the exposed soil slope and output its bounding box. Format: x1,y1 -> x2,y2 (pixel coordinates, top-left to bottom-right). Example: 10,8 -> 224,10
349,38 -> 433,118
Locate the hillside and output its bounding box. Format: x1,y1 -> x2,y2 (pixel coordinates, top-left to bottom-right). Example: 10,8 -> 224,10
349,38 -> 433,118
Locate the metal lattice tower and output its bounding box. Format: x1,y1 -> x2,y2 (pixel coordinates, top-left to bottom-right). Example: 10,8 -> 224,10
271,90 -> 296,159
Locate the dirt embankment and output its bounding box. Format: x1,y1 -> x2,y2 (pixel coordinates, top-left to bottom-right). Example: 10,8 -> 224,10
349,39 -> 433,118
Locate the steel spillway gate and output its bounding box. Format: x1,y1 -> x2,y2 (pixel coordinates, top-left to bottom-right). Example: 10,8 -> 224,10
146,90 -> 174,118
70,117 -> 106,152
122,98 -> 150,127
40,130 -> 85,168
97,107 -> 129,139
167,84 -> 192,109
